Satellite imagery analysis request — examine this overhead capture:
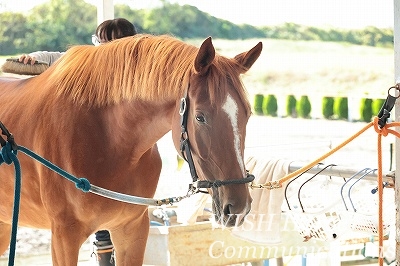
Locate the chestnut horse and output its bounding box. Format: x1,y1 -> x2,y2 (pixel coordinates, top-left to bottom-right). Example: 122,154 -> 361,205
0,34 -> 262,265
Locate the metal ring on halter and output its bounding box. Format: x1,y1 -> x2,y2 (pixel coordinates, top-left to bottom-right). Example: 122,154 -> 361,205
179,98 -> 186,115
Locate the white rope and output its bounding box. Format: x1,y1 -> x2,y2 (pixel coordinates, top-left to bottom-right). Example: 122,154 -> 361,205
89,185 -> 192,206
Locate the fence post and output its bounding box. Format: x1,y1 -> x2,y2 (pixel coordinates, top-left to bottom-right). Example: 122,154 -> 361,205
97,0 -> 114,25
394,0 -> 400,262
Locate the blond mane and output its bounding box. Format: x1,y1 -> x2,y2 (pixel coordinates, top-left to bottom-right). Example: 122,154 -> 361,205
41,34 -> 250,111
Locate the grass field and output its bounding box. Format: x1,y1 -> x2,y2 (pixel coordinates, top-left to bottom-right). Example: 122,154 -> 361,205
1,38 -> 395,99
208,38 -> 395,99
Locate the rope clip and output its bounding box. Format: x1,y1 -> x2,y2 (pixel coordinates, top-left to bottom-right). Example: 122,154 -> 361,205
249,180 -> 282,190
377,84 -> 400,128
0,121 -> 17,152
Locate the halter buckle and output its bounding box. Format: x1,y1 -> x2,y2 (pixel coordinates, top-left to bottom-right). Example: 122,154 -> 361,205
179,98 -> 187,116
189,180 -> 212,194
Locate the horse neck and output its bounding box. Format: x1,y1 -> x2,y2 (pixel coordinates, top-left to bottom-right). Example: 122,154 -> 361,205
99,99 -> 176,160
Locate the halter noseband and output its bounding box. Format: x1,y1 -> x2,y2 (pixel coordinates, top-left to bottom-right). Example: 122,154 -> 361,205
178,96 -> 255,193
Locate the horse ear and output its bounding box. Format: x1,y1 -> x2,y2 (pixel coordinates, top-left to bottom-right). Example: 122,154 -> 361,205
234,42 -> 263,73
194,37 -> 215,75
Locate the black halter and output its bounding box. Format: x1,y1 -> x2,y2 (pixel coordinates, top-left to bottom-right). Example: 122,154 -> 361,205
178,96 -> 255,193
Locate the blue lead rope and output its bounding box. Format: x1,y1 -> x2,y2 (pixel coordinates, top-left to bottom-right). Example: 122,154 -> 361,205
0,143 -> 91,266
0,142 -> 21,266
17,146 -> 91,192
0,139 -> 192,265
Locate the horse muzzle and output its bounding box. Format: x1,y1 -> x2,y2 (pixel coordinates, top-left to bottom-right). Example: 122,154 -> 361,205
211,183 -> 253,227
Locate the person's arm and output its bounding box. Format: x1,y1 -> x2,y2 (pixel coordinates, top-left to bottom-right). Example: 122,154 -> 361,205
19,51 -> 65,66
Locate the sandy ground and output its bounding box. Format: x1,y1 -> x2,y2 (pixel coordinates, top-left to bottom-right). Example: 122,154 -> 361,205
0,115 -> 395,265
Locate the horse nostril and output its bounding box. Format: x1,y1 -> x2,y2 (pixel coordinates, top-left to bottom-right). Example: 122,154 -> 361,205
223,204 -> 233,216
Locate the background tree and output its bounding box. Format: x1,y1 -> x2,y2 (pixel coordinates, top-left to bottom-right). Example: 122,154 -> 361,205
24,0 -> 96,52
0,12 -> 28,54
115,5 -> 146,33
0,0 -> 394,55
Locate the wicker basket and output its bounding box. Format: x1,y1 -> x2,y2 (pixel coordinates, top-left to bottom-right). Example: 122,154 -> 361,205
286,205 -> 344,241
283,166 -> 348,241
339,173 -> 395,235
283,166 -> 395,241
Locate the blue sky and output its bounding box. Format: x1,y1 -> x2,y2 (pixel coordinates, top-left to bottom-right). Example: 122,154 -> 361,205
0,0 -> 395,29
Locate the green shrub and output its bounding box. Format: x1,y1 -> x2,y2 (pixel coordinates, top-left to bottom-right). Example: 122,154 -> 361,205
359,98 -> 373,122
372,98 -> 385,116
262,94 -> 278,116
296,95 -> 311,118
253,94 -> 264,115
322,97 -> 335,119
286,95 -> 297,117
334,97 -> 348,120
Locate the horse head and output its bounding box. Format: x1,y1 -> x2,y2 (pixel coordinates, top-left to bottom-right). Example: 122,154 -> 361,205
172,37 -> 262,227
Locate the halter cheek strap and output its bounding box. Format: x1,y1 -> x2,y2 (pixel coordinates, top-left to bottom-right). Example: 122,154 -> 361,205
178,96 -> 255,193
179,97 -> 199,182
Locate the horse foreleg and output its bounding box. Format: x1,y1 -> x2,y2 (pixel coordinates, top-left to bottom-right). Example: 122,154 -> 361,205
111,213 -> 150,266
0,222 -> 11,255
50,223 -> 89,266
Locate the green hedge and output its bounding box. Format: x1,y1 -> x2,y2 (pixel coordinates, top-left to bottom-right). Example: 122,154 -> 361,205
262,94 -> 278,116
372,98 -> 385,116
334,97 -> 348,120
322,97 -> 335,119
296,95 -> 311,118
359,98 -> 373,122
286,95 -> 297,117
253,94 -> 264,115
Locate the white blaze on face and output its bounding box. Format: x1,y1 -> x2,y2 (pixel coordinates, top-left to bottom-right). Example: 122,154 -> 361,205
222,94 -> 245,173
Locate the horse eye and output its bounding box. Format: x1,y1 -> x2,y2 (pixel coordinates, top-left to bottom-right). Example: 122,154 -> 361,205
195,114 -> 206,123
